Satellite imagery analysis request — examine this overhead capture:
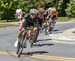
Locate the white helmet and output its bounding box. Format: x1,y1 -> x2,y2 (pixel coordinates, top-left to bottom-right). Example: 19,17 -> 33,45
47,8 -> 52,13
30,8 -> 38,15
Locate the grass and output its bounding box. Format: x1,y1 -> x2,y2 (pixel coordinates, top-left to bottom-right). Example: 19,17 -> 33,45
0,20 -> 18,28
0,20 -> 6,23
0,24 -> 18,28
58,17 -> 69,22
0,20 -> 17,23
57,17 -> 74,22
0,17 -> 75,28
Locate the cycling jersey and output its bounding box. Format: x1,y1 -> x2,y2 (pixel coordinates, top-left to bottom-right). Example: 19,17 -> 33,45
24,13 -> 40,28
50,11 -> 57,20
37,12 -> 45,27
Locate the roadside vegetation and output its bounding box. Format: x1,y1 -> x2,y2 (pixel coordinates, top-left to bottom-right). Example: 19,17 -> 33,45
58,17 -> 75,22
0,24 -> 18,28
0,0 -> 75,28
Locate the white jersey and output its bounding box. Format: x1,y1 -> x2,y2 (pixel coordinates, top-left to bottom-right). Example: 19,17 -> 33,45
16,9 -> 22,19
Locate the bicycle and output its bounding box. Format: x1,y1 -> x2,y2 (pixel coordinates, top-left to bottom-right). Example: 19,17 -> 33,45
44,18 -> 55,35
16,26 -> 39,57
16,27 -> 29,57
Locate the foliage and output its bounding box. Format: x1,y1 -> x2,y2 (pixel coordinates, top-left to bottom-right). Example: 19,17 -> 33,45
65,0 -> 75,17
0,0 -> 75,21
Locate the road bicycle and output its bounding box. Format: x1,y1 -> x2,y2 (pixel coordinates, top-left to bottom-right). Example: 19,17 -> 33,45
16,26 -> 39,57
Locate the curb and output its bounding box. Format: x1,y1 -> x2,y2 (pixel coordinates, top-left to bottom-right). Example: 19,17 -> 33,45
49,28 -> 75,42
56,20 -> 75,24
49,34 -> 75,42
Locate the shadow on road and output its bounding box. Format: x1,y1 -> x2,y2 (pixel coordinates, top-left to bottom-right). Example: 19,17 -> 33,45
33,43 -> 54,47
53,29 -> 59,31
37,39 -> 52,42
21,51 -> 48,56
52,29 -> 63,34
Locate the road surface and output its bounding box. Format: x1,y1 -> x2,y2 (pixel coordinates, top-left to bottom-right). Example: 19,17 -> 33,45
0,22 -> 75,61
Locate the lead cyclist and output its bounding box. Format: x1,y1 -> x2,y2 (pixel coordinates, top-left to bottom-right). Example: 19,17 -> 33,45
15,8 -> 40,47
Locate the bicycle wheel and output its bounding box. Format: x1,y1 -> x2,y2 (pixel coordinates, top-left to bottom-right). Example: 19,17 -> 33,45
29,30 -> 37,47
49,22 -> 53,34
49,27 -> 52,34
17,32 -> 27,57
16,41 -> 21,54
16,36 -> 23,55
29,39 -> 33,47
33,29 -> 39,43
17,45 -> 23,57
45,27 -> 49,35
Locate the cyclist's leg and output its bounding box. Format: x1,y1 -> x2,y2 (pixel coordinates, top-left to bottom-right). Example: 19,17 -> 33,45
39,19 -> 43,32
15,28 -> 24,47
27,29 -> 31,39
51,18 -> 56,29
27,27 -> 33,40
18,29 -> 24,38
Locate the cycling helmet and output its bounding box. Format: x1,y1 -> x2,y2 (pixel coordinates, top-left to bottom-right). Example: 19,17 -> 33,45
30,8 -> 38,15
47,8 -> 51,12
51,8 -> 56,12
38,8 -> 45,13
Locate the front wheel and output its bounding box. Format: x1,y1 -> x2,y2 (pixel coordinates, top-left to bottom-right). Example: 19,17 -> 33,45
45,27 -> 49,35
16,41 -> 23,57
49,27 -> 53,34
17,46 -> 23,57
16,41 -> 20,54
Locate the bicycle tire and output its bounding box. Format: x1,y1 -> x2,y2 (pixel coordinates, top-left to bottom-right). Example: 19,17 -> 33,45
33,30 -> 37,43
16,41 -> 21,54
29,39 -> 33,47
45,27 -> 49,35
17,32 -> 27,57
17,46 -> 23,57
17,39 -> 23,57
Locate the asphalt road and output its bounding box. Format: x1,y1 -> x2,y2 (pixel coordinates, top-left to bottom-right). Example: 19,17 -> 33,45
0,22 -> 75,61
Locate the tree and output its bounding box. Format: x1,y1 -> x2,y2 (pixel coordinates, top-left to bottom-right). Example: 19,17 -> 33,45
65,0 -> 75,17
0,0 -> 73,21
0,0 -> 18,21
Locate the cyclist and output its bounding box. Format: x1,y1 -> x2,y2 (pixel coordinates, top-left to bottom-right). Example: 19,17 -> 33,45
37,7 -> 45,32
43,8 -> 52,29
47,7 -> 58,29
15,8 -> 39,47
16,7 -> 23,21
46,8 -> 52,17
37,7 -> 45,28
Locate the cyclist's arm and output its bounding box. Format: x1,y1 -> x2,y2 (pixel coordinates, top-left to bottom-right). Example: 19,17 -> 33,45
46,12 -> 52,19
19,18 -> 26,31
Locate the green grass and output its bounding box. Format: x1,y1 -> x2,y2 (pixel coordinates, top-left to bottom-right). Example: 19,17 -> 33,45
58,17 -> 75,22
57,17 -> 72,22
0,20 -> 6,23
0,24 -> 18,28
0,20 -> 17,23
0,17 -> 75,28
